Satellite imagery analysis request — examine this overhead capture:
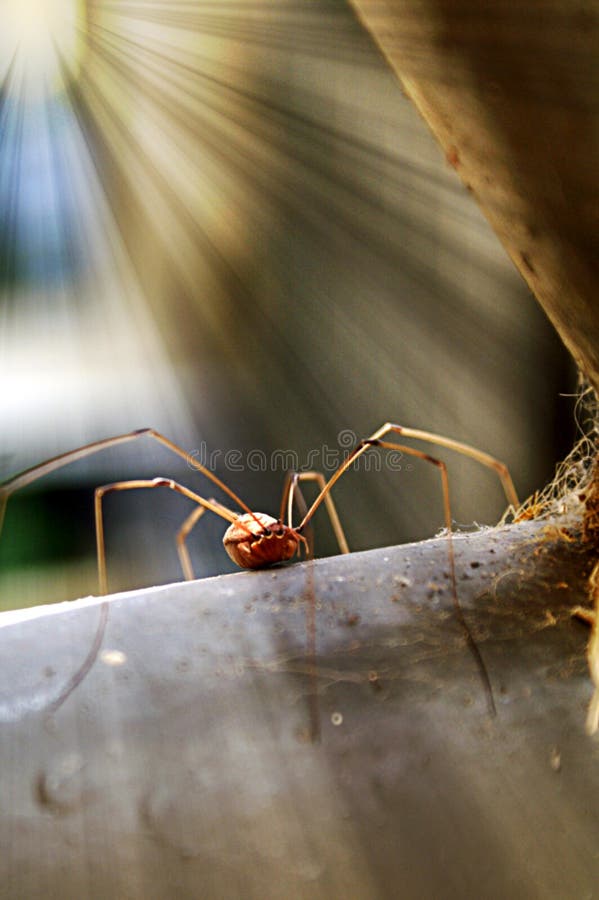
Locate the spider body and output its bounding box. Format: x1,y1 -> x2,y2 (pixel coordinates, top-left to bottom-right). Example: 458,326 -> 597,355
223,513 -> 304,569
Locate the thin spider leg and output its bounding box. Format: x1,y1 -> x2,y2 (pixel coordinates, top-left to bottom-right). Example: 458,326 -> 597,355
0,428 -> 263,540
177,506 -> 207,582
144,430 -> 260,521
0,433 -> 146,538
296,439 -> 375,532
278,474 -> 322,741
298,423 -> 518,530
279,473 -> 314,559
1,432 -> 154,498
370,423 -> 519,509
176,498 -> 236,581
283,471 -> 349,555
94,477 -> 242,595
374,440 -> 455,593
279,471 -> 296,526
296,435 -> 496,715
377,440 -> 496,715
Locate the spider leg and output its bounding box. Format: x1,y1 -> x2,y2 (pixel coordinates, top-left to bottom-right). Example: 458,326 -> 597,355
371,423 -> 519,510
297,423 -> 517,533
279,473 -> 313,559
278,473 -> 331,743
94,478 -> 238,595
295,426 -> 503,716
0,427 -> 260,541
280,471 -> 349,558
176,498 -> 236,581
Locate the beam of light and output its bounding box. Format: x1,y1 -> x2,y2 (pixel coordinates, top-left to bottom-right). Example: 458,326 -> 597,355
1,0 -> 540,482
0,0 -> 197,467
0,0 -> 87,289
2,0 -> 85,99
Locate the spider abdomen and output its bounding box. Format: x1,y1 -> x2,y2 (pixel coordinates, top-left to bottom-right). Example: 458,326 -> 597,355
223,512 -> 300,569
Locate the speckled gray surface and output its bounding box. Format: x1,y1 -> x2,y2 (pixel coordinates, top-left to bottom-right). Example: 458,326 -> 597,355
1,521 -> 598,898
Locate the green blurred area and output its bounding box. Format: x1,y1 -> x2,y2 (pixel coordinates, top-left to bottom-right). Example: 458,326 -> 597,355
0,489 -> 92,568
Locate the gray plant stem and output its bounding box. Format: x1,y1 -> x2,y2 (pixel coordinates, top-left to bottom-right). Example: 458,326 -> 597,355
1,519 -> 597,898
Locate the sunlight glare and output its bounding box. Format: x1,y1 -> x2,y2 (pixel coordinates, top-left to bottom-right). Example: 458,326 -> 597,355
4,0 -> 84,94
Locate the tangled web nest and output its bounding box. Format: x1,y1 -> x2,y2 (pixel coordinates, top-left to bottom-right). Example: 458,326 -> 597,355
508,384 -> 599,531
511,383 -> 599,734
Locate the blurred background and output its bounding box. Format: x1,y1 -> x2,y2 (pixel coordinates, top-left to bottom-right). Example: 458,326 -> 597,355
0,0 -> 575,610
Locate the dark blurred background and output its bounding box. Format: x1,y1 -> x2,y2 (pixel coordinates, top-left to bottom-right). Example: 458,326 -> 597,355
0,0 -> 574,610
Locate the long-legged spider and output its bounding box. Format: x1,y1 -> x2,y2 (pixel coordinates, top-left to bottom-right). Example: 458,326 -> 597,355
0,423 -> 518,715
